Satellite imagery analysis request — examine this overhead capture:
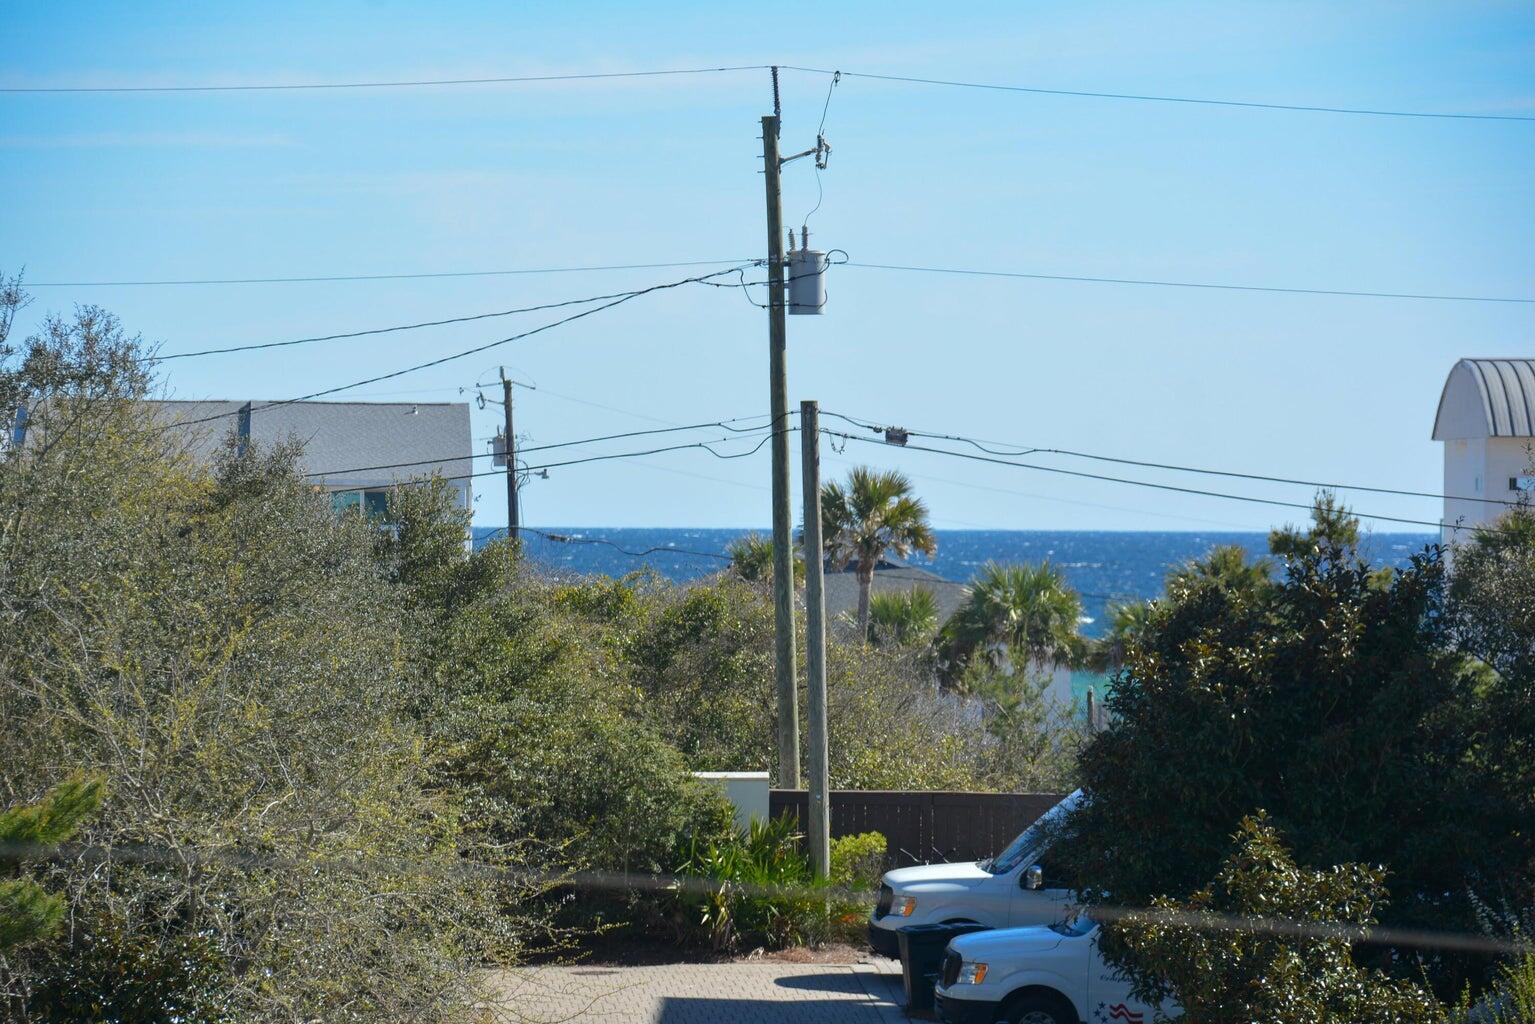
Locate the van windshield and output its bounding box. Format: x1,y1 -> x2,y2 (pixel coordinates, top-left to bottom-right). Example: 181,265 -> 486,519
985,820 -> 1046,874
982,791 -> 1080,874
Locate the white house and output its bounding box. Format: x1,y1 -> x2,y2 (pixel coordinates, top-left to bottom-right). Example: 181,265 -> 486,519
1432,358 -> 1534,546
146,399 -> 475,514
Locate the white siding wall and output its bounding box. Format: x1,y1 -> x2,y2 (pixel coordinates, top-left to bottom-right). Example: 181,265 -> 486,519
1444,437 -> 1534,547
1442,437 -> 1486,546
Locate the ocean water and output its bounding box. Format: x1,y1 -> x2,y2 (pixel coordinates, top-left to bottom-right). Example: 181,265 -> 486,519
473,527 -> 1438,639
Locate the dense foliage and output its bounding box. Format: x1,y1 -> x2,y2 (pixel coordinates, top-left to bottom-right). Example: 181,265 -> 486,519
1058,497 -> 1534,1003
0,300 -> 523,1021
0,777 -> 103,952
1117,814 -> 1445,1023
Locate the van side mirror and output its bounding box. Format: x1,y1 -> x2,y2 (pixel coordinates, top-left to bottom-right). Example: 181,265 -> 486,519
1023,864 -> 1044,891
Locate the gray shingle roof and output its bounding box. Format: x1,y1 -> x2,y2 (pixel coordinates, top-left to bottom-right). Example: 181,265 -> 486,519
1433,358 -> 1535,439
148,400 -> 473,488
821,562 -> 968,627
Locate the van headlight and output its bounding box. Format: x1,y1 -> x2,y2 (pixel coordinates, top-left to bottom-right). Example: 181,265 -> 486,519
890,895 -> 917,917
957,962 -> 988,984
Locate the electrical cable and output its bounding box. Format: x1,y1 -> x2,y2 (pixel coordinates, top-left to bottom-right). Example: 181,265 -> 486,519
801,69 -> 841,227
521,430 -> 780,473
313,430 -> 780,488
26,258 -> 752,288
821,427 -> 1477,534
779,65 -> 1535,123
1,64 -> 773,94
819,409 -> 1527,509
153,287 -> 674,360
159,263 -> 756,432
843,261 -> 1535,305
36,256 -> 1527,305
492,525 -> 732,563
300,415 -> 780,479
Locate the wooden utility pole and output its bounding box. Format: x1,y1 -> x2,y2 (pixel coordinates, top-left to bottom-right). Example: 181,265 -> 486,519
499,367 -> 518,536
800,400 -> 830,877
762,113 -> 800,789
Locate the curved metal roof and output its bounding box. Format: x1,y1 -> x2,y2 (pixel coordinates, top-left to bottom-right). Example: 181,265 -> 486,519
1432,358 -> 1535,439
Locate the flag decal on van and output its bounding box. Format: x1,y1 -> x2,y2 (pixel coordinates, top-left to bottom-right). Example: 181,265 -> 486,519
1094,1004 -> 1143,1024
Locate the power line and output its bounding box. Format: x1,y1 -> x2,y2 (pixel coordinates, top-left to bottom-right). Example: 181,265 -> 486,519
522,431 -> 779,473
493,525 -> 732,563
781,65 -> 1535,124
0,64 -> 771,95
38,257 -> 1531,305
844,261 -> 1535,305
26,258 -> 751,288
301,416 -> 777,479
159,264 -> 755,432
821,410 -> 1526,509
310,431 -> 780,487
822,427 -> 1463,533
10,59 -> 1527,124
153,287 -> 678,360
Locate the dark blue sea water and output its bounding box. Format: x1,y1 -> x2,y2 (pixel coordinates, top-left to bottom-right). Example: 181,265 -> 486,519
473,527 -> 1438,639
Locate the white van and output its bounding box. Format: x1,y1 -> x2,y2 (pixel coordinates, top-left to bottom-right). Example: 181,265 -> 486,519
867,791 -> 1081,958
934,915 -> 1173,1024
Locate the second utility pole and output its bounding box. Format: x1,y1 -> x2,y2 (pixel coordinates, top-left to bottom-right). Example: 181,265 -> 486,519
499,366 -> 518,537
800,400 -> 830,878
762,113 -> 800,790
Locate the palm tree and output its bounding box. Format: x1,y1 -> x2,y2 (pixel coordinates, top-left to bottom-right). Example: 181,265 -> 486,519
868,587 -> 940,648
725,532 -> 803,584
939,561 -> 1084,684
1085,599 -> 1157,672
820,467 -> 937,640
1166,544 -> 1273,598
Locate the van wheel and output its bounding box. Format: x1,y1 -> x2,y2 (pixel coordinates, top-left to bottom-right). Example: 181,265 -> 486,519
1004,992 -> 1076,1024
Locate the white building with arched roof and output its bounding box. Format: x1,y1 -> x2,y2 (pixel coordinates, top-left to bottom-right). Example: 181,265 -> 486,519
1432,358 -> 1535,546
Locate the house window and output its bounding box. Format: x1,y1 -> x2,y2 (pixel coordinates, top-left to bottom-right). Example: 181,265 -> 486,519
330,490 -> 362,514
330,489 -> 392,520
363,490 -> 390,519
1512,476 -> 1535,492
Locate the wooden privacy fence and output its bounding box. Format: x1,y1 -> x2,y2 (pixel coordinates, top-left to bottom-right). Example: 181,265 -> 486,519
769,790 -> 1067,867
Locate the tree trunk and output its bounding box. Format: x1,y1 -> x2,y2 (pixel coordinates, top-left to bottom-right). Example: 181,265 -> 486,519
856,558 -> 874,641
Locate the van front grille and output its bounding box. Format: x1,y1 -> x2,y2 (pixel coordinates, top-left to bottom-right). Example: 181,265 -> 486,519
941,950 -> 962,988
874,883 -> 893,919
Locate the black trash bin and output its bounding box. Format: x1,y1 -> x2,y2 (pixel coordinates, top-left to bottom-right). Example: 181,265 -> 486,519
897,923 -> 992,1013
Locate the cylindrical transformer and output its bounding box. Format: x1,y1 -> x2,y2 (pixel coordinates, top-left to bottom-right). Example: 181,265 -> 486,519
787,248 -> 828,315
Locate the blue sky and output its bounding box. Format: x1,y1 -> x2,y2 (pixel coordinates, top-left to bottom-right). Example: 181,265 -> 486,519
4,1 -> 1533,531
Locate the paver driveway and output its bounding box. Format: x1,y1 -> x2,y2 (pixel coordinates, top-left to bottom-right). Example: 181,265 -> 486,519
489,958 -> 908,1024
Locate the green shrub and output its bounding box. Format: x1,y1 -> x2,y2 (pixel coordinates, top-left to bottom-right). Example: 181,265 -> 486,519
830,832 -> 887,890
1116,813 -> 1446,1023
26,910 -> 235,1024
674,815 -> 834,953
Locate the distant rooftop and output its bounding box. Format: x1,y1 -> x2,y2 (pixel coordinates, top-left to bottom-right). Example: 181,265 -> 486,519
148,399 -> 473,489
1433,358 -> 1535,440
821,556 -> 968,627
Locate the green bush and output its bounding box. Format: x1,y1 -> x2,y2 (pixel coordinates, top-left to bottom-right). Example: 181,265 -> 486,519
674,815 -> 834,953
25,910 -> 235,1024
1057,531 -> 1491,997
1474,946 -> 1535,1024
830,832 -> 887,890
0,776 -> 104,951
0,297 -> 524,1022
1116,813 -> 1446,1023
